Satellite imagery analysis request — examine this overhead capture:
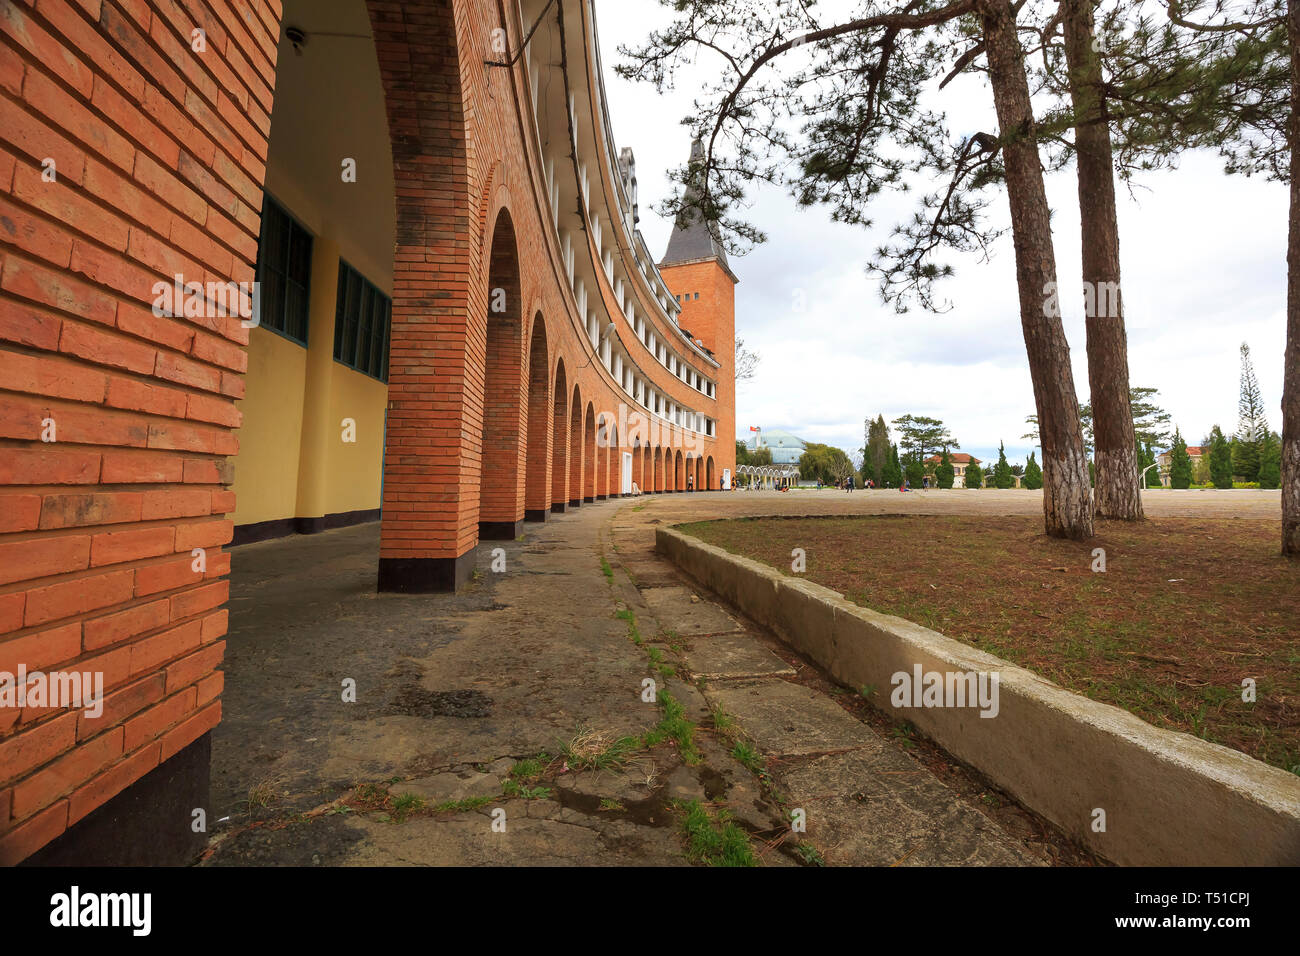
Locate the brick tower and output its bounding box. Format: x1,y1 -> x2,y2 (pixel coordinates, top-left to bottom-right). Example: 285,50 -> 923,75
658,141 -> 738,487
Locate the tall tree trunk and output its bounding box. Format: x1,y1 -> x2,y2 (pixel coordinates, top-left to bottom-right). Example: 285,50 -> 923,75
978,0 -> 1094,539
1284,0 -> 1300,556
1062,0 -> 1144,521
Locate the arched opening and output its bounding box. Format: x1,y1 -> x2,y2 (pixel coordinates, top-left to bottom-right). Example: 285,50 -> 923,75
652,447 -> 662,492
551,360 -> 569,512
610,424 -> 623,496
524,315 -> 550,522
596,413 -> 609,500
694,455 -> 702,492
569,384 -> 583,508
674,450 -> 684,492
583,404 -> 597,502
707,456 -> 715,490
478,208 -> 525,539
631,443 -> 642,494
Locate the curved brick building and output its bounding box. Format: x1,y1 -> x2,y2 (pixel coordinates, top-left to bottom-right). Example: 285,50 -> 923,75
0,0 -> 736,863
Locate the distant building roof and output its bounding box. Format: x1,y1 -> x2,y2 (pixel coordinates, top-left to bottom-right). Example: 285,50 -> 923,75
747,428 -> 807,465
748,428 -> 806,449
924,452 -> 980,465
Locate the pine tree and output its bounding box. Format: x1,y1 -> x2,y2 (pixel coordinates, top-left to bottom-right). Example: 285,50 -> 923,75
864,415 -> 891,485
936,448 -> 955,489
1209,425 -> 1234,489
620,0 -> 1095,539
882,443 -> 903,489
965,460 -> 984,490
1236,342 -> 1268,481
1259,430 -> 1282,489
1023,452 -> 1043,490
994,441 -> 1015,488
1169,429 -> 1194,489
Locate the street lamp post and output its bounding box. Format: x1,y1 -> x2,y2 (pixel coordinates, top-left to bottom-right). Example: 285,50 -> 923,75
1141,461 -> 1161,490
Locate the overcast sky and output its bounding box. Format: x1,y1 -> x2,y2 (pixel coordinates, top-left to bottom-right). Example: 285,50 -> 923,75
595,0 -> 1289,466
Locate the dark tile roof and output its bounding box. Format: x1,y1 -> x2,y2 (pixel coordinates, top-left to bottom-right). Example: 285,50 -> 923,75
660,140 -> 730,269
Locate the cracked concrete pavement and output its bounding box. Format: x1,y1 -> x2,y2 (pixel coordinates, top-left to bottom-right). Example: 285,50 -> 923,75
202,487 -> 1224,865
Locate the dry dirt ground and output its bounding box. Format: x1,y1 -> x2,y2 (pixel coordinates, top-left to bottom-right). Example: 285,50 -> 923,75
681,511 -> 1299,772
204,488 -> 1282,865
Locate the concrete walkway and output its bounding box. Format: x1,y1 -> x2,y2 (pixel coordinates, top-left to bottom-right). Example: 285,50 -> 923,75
202,489 -> 1173,865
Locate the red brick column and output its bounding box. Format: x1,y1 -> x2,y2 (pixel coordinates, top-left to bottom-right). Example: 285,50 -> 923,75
0,0 -> 275,863
368,0 -> 481,591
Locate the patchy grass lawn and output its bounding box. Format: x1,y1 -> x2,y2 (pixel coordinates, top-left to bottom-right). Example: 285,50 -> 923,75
679,515 -> 1300,775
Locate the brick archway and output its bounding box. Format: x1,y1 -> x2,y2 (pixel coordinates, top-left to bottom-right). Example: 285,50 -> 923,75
569,385 -> 584,508
477,209 -> 526,539
707,456 -> 716,490
583,404 -> 597,502
524,315 -> 550,522
596,412 -> 610,500
610,425 -> 622,496
551,359 -> 569,512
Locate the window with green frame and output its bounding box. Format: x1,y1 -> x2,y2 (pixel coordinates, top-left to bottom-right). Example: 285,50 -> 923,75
333,259 -> 391,382
254,196 -> 312,344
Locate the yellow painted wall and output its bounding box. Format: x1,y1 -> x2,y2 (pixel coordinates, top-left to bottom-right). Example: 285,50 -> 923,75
231,328 -> 308,526
233,0 -> 395,533
323,364 -> 387,516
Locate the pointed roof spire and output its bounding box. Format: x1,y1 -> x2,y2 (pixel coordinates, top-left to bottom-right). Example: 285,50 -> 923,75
660,139 -> 731,270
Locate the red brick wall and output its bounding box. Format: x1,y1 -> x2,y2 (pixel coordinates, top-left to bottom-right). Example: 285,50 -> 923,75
0,0 -> 278,864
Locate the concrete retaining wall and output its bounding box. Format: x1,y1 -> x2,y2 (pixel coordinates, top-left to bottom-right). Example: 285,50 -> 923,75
657,525 -> 1300,866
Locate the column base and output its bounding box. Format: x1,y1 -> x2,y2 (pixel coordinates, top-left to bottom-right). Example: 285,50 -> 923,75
551,502 -> 567,514
568,498 -> 582,508
378,552 -> 474,593
524,508 -> 550,523
478,519 -> 523,540
21,734 -> 211,866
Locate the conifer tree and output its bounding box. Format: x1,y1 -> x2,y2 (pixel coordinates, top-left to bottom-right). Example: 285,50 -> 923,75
937,448 -> 956,488
1235,342 -> 1268,481
1209,425 -> 1234,489
1169,429 -> 1195,489
1024,452 -> 1044,489
994,441 -> 1015,488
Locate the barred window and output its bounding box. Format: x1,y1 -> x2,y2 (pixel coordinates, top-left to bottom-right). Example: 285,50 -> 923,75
254,196 -> 312,345
333,259 -> 391,382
